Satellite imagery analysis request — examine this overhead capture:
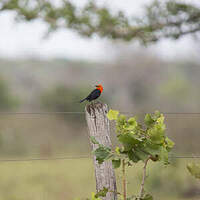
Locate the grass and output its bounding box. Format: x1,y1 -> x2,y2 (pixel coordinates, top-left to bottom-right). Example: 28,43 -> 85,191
0,158 -> 199,200
0,159 -> 94,200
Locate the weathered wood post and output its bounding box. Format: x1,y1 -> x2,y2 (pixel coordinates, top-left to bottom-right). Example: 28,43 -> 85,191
85,102 -> 117,200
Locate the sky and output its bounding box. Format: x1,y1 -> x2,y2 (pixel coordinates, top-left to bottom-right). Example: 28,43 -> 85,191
0,0 -> 199,61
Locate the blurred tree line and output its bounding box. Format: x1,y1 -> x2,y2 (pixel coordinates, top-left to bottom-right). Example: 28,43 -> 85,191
0,77 -> 19,110
0,54 -> 200,157
0,0 -> 200,43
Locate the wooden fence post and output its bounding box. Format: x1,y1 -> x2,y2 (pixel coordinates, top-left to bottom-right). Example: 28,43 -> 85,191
85,102 -> 117,200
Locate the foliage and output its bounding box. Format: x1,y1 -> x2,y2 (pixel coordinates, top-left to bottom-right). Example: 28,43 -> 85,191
187,162 -> 200,179
0,0 -> 200,43
97,109 -> 174,165
94,187 -> 108,199
91,109 -> 174,200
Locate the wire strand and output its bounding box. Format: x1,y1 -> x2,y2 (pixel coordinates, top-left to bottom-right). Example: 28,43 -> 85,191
0,155 -> 91,162
0,112 -> 200,115
0,112 -> 85,115
0,155 -> 199,162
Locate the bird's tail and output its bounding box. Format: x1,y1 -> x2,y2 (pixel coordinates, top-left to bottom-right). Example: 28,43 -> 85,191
80,98 -> 87,103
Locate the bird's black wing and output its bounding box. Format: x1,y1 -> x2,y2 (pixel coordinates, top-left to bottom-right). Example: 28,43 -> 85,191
87,89 -> 101,101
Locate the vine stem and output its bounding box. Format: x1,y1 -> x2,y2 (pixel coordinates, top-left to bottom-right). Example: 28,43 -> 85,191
122,159 -> 126,200
139,157 -> 150,199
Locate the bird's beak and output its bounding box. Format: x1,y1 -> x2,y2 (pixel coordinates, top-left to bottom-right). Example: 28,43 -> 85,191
95,85 -> 98,87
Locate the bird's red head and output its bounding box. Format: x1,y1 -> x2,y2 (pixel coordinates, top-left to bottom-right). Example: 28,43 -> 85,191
95,84 -> 103,93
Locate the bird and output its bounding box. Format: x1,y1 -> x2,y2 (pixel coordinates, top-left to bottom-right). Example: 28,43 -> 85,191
80,84 -> 103,103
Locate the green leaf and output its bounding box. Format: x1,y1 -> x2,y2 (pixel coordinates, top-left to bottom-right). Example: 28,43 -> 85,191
143,141 -> 162,157
116,115 -> 127,128
115,147 -> 121,154
148,123 -> 165,145
118,133 -> 141,151
141,193 -> 153,200
165,137 -> 175,150
91,192 -> 102,200
144,114 -> 155,126
94,146 -> 111,164
90,136 -> 99,145
134,149 -> 149,161
95,187 -> 108,198
156,114 -> 164,124
117,114 -> 126,122
187,162 -> 200,179
107,109 -> 119,120
127,150 -> 140,163
159,146 -> 169,165
112,159 -> 121,169
127,117 -> 138,130
154,110 -> 161,118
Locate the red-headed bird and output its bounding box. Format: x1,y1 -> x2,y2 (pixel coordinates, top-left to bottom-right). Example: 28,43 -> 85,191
80,84 -> 103,103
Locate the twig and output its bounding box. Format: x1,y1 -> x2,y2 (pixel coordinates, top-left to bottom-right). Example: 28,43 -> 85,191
122,159 -> 126,200
109,190 -> 122,196
139,156 -> 151,199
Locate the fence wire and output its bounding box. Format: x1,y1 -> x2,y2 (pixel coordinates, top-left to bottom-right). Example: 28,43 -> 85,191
0,111 -> 199,162
0,112 -> 200,115
0,155 -> 199,162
